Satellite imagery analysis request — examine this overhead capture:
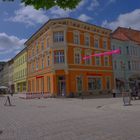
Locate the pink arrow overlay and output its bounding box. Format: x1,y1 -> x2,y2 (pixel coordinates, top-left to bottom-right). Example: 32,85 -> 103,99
83,49 -> 121,60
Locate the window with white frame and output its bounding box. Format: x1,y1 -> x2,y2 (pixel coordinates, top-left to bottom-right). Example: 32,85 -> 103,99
104,56 -> 109,66
74,51 -> 81,64
32,62 -> 34,72
85,33 -> 90,46
36,58 -> 39,70
94,38 -> 99,48
126,46 -> 129,55
46,53 -> 50,66
85,51 -> 91,65
47,38 -> 50,48
74,31 -> 80,44
36,42 -> 39,54
42,56 -> 44,69
103,40 -> 107,49
128,61 -> 131,70
54,51 -> 65,64
41,40 -> 44,51
53,31 -> 64,42
95,52 -> 101,66
32,48 -> 34,56
76,76 -> 82,92
88,77 -> 101,90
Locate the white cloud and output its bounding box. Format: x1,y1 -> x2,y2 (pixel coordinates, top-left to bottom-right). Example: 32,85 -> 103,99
6,4 -> 49,26
78,14 -> 92,22
0,32 -> 26,61
49,6 -> 71,18
76,0 -> 87,9
87,0 -> 100,11
102,9 -> 140,30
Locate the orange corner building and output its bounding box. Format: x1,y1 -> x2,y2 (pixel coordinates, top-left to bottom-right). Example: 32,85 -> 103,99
25,18 -> 114,97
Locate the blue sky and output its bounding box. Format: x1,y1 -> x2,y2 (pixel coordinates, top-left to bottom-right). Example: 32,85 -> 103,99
0,0 -> 140,61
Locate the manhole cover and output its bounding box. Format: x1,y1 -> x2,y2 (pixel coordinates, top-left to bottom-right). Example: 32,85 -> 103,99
0,130 -> 3,135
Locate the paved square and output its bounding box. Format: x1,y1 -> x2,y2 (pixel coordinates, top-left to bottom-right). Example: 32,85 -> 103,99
0,95 -> 140,140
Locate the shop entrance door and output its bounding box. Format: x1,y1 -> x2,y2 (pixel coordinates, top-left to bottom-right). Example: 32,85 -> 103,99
58,76 -> 66,96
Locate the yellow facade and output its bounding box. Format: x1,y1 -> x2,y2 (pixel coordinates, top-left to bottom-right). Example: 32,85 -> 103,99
13,48 -> 27,93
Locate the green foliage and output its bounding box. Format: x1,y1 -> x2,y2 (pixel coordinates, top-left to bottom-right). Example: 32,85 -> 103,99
21,0 -> 82,10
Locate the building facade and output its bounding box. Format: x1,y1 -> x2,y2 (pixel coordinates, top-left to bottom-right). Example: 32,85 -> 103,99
0,62 -> 6,86
111,27 -> 140,90
13,48 -> 27,93
2,62 -> 9,87
8,59 -> 14,93
26,18 -> 114,96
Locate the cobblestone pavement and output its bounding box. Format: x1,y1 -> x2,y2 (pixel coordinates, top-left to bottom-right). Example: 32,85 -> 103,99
0,95 -> 140,140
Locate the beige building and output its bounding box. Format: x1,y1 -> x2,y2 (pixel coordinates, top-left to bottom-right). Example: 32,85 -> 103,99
13,48 -> 27,93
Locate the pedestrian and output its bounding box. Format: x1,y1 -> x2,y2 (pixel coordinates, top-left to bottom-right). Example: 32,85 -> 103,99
112,88 -> 116,98
4,95 -> 11,106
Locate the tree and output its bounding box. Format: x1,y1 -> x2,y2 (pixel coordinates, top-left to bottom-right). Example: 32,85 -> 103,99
3,0 -> 82,10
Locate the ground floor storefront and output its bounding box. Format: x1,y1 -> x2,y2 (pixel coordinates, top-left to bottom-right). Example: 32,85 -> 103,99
15,81 -> 26,93
27,70 -> 114,97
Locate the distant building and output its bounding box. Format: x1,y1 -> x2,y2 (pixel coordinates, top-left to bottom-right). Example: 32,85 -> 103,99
25,18 -> 114,96
0,62 -> 6,86
111,27 -> 140,89
2,62 -> 9,87
13,48 -> 27,93
8,59 -> 14,93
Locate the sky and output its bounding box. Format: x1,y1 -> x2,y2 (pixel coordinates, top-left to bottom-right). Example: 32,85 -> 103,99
0,0 -> 140,61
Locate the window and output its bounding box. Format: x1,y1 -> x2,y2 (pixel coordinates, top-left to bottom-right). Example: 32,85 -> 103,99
41,40 -> 44,51
74,31 -> 80,44
32,48 -> 34,56
32,62 -> 34,72
54,51 -> 65,64
76,76 -> 82,92
47,76 -> 51,92
36,42 -> 39,54
88,77 -> 101,90
128,61 -> 131,70
46,53 -> 50,66
104,56 -> 109,66
47,38 -> 50,48
75,52 -> 81,64
42,56 -> 44,69
119,47 -> 122,54
85,33 -> 90,46
112,45 -> 115,50
103,40 -> 107,49
85,51 -> 91,65
106,77 -> 110,90
36,59 -> 39,70
53,31 -> 64,42
95,53 -> 101,66
126,46 -> 129,55
94,38 -> 99,48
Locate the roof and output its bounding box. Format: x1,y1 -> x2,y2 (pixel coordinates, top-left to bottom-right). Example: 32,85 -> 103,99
111,27 -> 140,44
25,17 -> 112,45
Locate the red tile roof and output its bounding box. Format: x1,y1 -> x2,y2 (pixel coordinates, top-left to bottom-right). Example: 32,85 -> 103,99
111,27 -> 140,44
